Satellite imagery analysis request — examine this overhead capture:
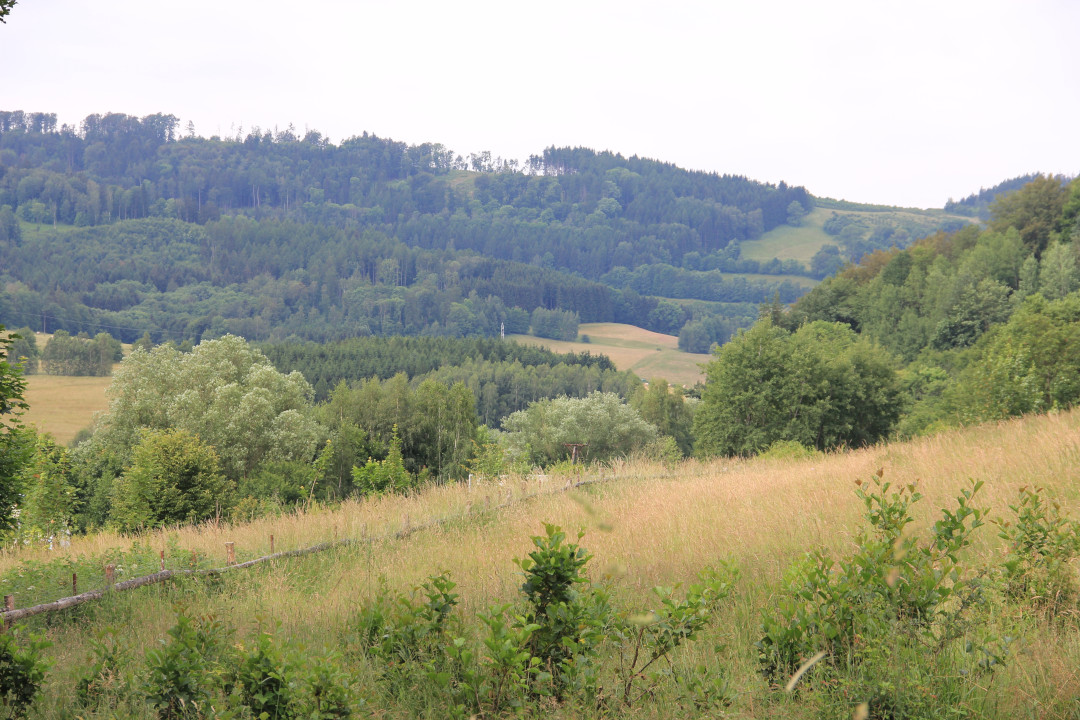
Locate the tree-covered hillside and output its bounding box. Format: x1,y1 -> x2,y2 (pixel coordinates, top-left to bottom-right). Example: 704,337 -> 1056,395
772,174 -> 1080,437
0,110 -> 811,276
0,109 -> 821,345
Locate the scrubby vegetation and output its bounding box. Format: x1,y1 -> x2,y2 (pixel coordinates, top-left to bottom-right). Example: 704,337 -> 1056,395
0,408 -> 1078,718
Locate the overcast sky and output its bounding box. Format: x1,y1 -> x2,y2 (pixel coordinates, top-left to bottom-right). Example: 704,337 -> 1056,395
2,0 -> 1078,208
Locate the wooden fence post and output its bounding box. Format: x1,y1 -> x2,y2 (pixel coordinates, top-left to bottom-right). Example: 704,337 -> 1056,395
270,534 -> 275,554
72,573 -> 78,596
160,550 -> 165,571
105,565 -> 115,588
2,595 -> 12,631
226,542 -> 235,566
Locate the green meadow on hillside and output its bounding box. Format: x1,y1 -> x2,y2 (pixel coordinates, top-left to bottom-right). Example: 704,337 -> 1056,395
741,204 -> 974,266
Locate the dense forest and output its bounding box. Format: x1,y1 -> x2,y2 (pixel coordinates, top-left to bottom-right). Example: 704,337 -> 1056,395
0,110 -> 820,344
775,173 -> 1080,438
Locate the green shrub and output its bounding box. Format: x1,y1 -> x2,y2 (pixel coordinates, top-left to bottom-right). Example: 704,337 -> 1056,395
998,485 -> 1080,615
297,650 -> 360,719
0,628 -> 51,717
515,524 -> 600,692
144,611 -> 230,719
350,431 -> 413,496
111,429 -> 233,532
758,439 -> 816,461
76,628 -> 133,710
757,473 -> 999,718
350,525 -> 736,716
609,565 -> 737,708
231,628 -> 295,720
352,572 -> 459,701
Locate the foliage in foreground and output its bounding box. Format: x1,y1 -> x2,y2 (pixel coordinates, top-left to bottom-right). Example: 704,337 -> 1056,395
755,473 -> 1080,718
3,476 -> 1080,718
34,525 -> 736,719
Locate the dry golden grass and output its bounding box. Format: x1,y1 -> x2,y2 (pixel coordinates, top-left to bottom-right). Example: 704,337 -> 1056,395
8,408 -> 1078,605
10,331 -> 131,445
510,322 -> 712,386
21,374 -> 112,445
11,409 -> 1080,718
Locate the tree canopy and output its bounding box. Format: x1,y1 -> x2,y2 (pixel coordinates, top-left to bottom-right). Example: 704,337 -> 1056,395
84,335 -> 319,480
502,392 -> 657,466
693,319 -> 901,457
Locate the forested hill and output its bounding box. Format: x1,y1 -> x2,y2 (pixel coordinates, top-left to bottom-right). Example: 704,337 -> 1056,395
944,173 -> 1043,220
773,173 -> 1080,437
0,111 -> 811,278
0,110 -> 814,345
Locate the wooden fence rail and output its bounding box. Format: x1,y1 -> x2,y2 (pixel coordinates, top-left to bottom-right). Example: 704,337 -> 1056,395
0,472 -> 614,626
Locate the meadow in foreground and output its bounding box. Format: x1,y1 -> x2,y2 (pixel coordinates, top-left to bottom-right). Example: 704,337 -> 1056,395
1,408 -> 1078,719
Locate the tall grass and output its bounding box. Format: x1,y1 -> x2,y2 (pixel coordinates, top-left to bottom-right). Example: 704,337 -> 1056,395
9,408 -> 1080,718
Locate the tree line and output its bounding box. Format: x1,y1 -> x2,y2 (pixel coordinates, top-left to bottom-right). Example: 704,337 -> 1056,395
1,215 -> 774,343
0,333 -> 658,539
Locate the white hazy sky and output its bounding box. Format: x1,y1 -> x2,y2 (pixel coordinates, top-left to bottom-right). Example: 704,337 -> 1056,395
2,0 -> 1078,208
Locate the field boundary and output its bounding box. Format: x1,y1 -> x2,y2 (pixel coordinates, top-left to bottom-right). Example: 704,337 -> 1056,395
0,472 -> 621,626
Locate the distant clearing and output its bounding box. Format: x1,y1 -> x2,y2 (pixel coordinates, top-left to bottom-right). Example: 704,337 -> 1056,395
22,374 -> 111,445
741,207 -> 836,265
510,322 -> 712,386
741,205 -> 975,266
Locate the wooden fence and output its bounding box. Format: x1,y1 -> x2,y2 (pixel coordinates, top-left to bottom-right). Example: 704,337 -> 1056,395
0,472 -> 611,627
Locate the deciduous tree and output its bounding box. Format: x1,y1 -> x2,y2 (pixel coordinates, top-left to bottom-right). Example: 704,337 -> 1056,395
85,335 -> 319,480
693,319 -> 901,457
502,392 -> 657,466
111,429 -> 231,531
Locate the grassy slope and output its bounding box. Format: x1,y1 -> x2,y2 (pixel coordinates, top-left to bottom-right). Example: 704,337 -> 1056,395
509,322 -> 713,386
740,207 -> 837,264
740,205 -> 974,265
7,409 -> 1080,718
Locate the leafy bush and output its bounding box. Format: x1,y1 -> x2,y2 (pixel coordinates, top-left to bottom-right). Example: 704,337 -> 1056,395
350,431 -> 414,496
297,650 -> 360,719
757,439 -> 816,461
231,628 -> 295,720
757,473 -> 1000,718
609,565 -> 737,708
76,628 -> 133,710
0,628 -> 51,717
998,485 -> 1080,615
349,524 -> 736,717
502,392 -> 658,466
110,428 -> 233,531
144,611 -> 230,719
515,524 -> 600,687
354,573 -> 459,668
